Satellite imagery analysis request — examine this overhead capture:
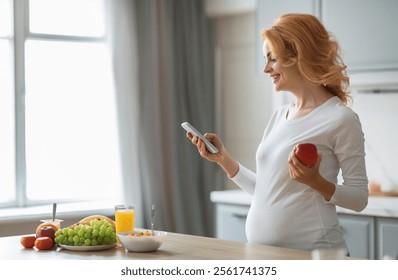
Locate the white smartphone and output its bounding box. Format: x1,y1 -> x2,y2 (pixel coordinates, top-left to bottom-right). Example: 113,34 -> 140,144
181,122 -> 219,154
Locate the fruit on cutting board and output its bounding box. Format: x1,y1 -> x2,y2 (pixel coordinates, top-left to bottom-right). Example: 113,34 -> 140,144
68,215 -> 115,229
294,143 -> 318,167
54,215 -> 117,246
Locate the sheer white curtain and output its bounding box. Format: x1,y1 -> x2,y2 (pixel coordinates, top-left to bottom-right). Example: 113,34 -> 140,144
109,0 -> 218,236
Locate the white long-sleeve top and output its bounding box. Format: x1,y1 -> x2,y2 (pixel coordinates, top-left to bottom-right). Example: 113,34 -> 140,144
231,96 -> 368,251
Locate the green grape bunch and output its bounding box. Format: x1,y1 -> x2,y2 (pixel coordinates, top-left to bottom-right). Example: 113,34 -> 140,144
54,219 -> 117,246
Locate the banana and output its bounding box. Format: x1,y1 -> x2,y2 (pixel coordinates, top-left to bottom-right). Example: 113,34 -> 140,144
68,215 -> 115,229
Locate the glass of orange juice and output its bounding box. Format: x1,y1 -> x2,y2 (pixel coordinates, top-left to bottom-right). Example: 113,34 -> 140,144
115,204 -> 135,233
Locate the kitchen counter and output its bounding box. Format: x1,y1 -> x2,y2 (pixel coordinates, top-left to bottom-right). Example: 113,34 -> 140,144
211,189 -> 398,218
0,231 -> 359,260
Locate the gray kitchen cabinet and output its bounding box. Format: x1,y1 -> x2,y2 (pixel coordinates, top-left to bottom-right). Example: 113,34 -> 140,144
256,0 -> 398,72
256,0 -> 319,26
338,214 -> 375,259
214,203 -> 249,242
322,0 -> 398,72
376,217 -> 398,259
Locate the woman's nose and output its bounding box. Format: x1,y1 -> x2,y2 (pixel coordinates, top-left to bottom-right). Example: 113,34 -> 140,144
263,63 -> 272,74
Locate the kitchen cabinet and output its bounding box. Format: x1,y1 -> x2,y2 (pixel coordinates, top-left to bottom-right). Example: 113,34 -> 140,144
256,0 -> 319,25
318,214 -> 398,259
256,0 -> 398,72
322,0 -> 398,72
338,214 -> 375,259
214,203 -> 249,242
376,217 -> 398,259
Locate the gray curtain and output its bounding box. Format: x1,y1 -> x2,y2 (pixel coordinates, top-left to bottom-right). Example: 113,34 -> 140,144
111,0 -> 218,236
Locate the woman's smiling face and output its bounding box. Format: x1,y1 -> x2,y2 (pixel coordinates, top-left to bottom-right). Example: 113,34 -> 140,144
262,40 -> 302,92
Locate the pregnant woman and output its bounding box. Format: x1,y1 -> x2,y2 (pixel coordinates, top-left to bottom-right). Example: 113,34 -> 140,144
186,13 -> 368,252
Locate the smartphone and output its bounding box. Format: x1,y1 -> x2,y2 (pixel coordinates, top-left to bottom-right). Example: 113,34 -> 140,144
181,122 -> 219,154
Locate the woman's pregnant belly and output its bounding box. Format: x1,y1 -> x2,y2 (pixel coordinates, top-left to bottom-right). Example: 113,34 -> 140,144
245,190 -> 344,251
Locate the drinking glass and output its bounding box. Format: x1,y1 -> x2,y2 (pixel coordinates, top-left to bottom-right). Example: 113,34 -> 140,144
114,204 -> 135,233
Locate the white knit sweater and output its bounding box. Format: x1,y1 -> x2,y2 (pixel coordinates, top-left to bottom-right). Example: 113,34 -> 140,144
231,96 -> 368,251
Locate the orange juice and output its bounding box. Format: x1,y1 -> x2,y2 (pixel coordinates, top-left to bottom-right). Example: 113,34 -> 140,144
115,205 -> 135,233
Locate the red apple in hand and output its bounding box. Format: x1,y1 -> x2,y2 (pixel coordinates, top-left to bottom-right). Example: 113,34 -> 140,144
36,226 -> 56,241
294,143 -> 318,167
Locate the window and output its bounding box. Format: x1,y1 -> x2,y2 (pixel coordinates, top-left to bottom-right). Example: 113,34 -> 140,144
1,0 -> 122,208
0,0 -> 15,206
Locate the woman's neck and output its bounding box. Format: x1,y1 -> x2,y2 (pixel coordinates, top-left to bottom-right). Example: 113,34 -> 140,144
286,85 -> 334,120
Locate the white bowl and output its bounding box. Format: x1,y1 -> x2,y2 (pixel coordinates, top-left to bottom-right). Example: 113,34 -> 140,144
117,228 -> 167,252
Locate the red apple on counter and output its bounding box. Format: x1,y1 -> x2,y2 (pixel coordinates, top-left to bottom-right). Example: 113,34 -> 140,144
294,143 -> 318,167
36,226 -> 56,241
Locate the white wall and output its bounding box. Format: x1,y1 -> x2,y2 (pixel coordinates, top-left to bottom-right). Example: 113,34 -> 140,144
212,12 -> 274,189
349,73 -> 398,193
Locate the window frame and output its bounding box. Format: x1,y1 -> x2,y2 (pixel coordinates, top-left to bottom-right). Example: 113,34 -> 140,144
0,0 -> 15,208
8,0 -> 116,208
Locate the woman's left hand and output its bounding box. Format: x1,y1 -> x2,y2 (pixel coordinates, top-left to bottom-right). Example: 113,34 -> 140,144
288,149 -> 322,186
288,148 -> 336,201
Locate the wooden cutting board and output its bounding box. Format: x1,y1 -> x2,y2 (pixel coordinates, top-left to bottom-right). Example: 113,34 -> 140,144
369,191 -> 398,197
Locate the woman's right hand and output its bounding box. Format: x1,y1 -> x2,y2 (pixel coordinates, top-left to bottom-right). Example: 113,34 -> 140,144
186,132 -> 223,163
186,132 -> 239,177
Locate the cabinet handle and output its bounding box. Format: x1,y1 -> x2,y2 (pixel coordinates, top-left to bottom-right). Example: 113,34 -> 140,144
232,213 -> 247,219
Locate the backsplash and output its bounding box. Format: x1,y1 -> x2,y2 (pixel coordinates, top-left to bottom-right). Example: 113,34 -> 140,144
350,71 -> 398,192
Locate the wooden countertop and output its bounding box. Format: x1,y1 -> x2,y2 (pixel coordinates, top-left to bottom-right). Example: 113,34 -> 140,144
0,232 -> 321,260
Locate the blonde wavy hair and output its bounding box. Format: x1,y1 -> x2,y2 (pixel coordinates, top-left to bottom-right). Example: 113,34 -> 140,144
261,13 -> 351,104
